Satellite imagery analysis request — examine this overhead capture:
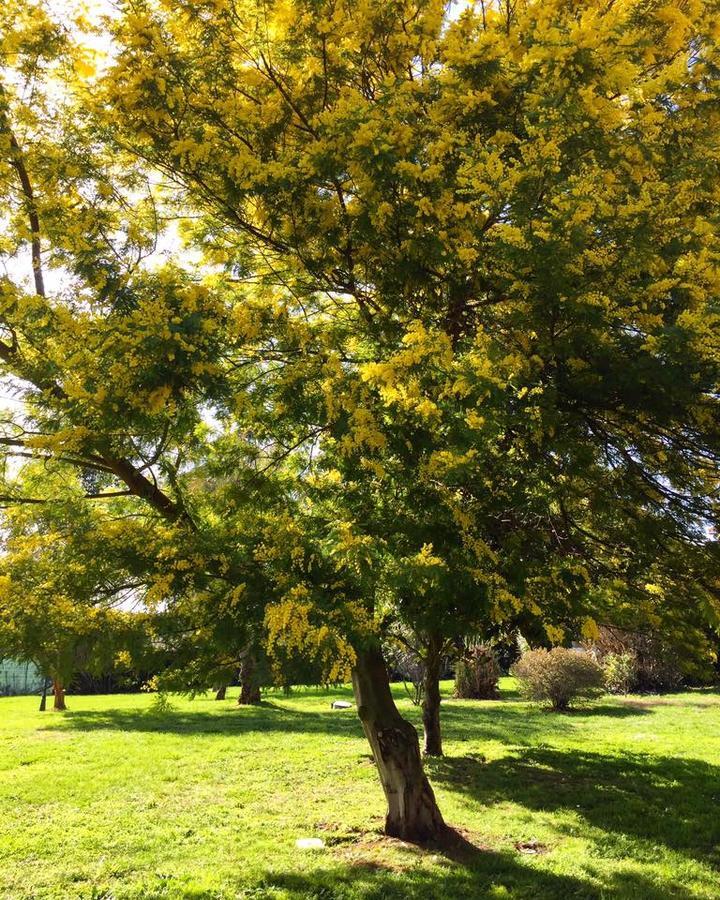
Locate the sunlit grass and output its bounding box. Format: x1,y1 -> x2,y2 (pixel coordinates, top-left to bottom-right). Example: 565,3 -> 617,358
1,679 -> 718,899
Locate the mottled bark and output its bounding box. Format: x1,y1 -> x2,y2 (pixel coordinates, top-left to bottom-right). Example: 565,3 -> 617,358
214,685 -> 227,701
352,645 -> 446,843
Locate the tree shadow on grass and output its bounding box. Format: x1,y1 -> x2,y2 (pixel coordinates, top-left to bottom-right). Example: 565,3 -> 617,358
558,704 -> 654,717
36,701 -> 367,739
427,746 -> 720,865
242,843 -> 703,900
436,700 -> 651,750
39,693 -> 654,748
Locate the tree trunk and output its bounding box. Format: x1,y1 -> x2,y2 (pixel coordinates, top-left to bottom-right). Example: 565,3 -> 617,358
214,685 -> 227,701
352,645 -> 446,843
52,679 -> 67,712
238,655 -> 261,705
422,637 -> 443,757
39,678 -> 49,712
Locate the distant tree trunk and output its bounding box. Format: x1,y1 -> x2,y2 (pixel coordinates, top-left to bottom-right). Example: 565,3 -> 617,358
39,678 -> 49,712
238,655 -> 261,705
52,679 -> 67,712
352,645 -> 446,843
214,685 -> 227,701
422,636 -> 443,757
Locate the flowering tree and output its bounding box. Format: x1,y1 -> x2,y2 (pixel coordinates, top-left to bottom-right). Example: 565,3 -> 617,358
1,0 -> 720,841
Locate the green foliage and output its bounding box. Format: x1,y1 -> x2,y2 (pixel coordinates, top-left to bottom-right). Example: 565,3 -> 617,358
603,652 -> 637,695
590,626 -> 717,693
454,644 -> 500,700
511,648 -> 606,711
0,464 -> 163,693
148,690 -> 175,716
1,0 -> 719,699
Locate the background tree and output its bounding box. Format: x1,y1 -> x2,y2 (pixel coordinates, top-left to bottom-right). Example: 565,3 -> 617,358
0,467 -> 154,710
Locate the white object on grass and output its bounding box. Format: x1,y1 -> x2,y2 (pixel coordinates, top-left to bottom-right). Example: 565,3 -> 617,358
296,838 -> 325,850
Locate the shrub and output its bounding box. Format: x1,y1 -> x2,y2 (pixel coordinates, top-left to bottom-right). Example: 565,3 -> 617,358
588,626 -> 695,693
511,647 -> 605,711
603,651 -> 637,694
395,647 -> 426,706
149,691 -> 175,715
454,644 -> 500,700
383,634 -> 426,706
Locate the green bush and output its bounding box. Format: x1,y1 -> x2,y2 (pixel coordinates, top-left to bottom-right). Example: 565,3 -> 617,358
588,626 -> 700,693
603,651 -> 636,694
511,647 -> 605,711
454,644 -> 500,700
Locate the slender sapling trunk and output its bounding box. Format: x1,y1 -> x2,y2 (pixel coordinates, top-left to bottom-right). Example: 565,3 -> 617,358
422,637 -> 443,757
39,678 -> 49,712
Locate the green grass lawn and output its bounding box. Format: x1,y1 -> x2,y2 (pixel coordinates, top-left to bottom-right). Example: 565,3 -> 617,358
1,679 -> 719,899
